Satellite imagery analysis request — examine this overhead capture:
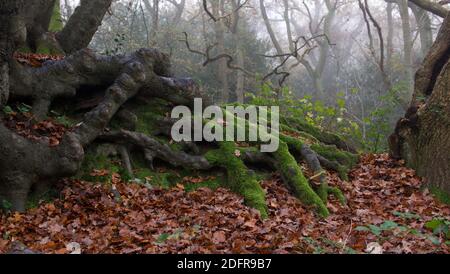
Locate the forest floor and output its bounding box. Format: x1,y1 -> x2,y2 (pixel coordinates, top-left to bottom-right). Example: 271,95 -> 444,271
0,154 -> 449,254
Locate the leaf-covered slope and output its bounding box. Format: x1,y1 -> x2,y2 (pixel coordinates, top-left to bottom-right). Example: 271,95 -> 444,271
0,154 -> 449,254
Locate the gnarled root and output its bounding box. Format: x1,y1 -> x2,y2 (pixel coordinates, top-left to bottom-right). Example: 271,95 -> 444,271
1,47 -> 203,211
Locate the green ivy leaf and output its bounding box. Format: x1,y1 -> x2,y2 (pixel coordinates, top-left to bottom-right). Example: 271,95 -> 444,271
368,225 -> 382,236
156,233 -> 170,244
427,235 -> 441,246
425,219 -> 445,231
3,106 -> 13,115
355,226 -> 370,232
380,221 -> 398,230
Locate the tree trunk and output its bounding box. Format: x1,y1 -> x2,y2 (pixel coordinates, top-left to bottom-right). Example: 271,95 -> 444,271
390,14 -> 450,194
57,0 -> 113,54
212,0 -> 229,103
398,0 -> 415,95
410,3 -> 433,60
386,2 -> 394,70
231,0 -> 244,103
235,46 -> 245,103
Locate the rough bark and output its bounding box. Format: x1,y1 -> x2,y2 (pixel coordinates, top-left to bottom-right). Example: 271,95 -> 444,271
100,130 -> 213,170
0,63 -> 8,108
0,46 -> 198,211
56,0 -> 113,54
0,123 -> 83,211
390,14 -> 450,194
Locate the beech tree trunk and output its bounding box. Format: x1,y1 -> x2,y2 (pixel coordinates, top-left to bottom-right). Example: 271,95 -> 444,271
390,14 -> 450,194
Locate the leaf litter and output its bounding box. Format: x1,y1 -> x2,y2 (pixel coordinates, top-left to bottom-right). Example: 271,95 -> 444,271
0,154 -> 449,254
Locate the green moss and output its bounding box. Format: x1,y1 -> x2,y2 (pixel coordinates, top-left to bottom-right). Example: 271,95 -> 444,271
49,0 -> 63,32
184,176 -> 224,192
134,99 -> 171,133
336,166 -> 349,181
205,142 -> 268,218
77,152 -> 130,183
311,143 -> 358,169
280,134 -> 304,151
272,142 -> 329,217
35,44 -> 52,55
283,116 -> 352,150
310,143 -> 357,181
429,187 -> 450,205
317,183 -> 329,203
134,168 -> 179,189
280,124 -> 319,143
35,38 -> 64,55
328,187 -> 347,205
26,188 -> 59,210
16,46 -> 32,53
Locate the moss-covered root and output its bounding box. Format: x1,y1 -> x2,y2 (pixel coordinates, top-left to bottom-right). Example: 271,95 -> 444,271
205,142 -> 269,219
328,187 -> 347,205
317,184 -> 347,205
310,143 -> 359,180
282,116 -> 356,153
272,142 -> 330,217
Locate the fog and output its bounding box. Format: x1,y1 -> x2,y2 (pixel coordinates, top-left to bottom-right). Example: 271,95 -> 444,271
60,0 -> 444,151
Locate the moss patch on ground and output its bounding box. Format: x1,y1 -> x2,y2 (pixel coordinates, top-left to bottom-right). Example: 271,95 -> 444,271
429,187 -> 450,205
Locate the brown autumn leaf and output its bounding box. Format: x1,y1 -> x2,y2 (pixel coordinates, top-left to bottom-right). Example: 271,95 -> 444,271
212,231 -> 226,244
49,137 -> 60,147
90,169 -> 109,177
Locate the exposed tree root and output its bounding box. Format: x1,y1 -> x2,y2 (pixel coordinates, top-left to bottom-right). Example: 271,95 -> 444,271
0,48 -> 202,211
272,142 -> 329,217
282,116 -> 357,153
99,130 -> 212,171
0,7 -> 358,216
92,105 -> 356,219
205,142 -> 269,218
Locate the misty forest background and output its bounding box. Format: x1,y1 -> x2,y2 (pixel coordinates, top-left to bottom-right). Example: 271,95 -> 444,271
82,0 -> 431,152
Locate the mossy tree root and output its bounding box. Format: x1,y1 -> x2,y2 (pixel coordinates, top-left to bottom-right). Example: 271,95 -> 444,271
281,134 -> 350,204
99,130 -> 270,218
116,107 -> 357,218
281,116 -> 357,153
97,127 -> 352,218
205,142 -> 269,218
272,142 -> 330,217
